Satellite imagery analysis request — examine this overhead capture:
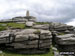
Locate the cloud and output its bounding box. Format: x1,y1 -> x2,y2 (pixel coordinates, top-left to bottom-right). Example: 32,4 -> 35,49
66,19 -> 75,26
0,0 -> 75,26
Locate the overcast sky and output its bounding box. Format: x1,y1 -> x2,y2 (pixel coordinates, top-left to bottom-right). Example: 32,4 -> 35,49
0,0 -> 75,26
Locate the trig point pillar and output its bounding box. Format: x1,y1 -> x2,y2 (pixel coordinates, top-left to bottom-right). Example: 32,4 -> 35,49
26,10 -> 29,16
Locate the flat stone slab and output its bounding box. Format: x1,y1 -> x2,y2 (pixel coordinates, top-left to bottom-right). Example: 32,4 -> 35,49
33,24 -> 49,30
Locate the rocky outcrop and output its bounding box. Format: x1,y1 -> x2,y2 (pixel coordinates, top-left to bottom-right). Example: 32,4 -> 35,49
1,10 -> 75,54
49,22 -> 74,33
12,29 -> 52,49
0,29 -> 52,50
55,34 -> 75,53
56,34 -> 75,45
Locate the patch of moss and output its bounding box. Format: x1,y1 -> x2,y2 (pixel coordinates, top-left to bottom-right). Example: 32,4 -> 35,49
0,26 -> 7,31
33,30 -> 41,34
35,22 -> 49,25
58,32 -> 65,35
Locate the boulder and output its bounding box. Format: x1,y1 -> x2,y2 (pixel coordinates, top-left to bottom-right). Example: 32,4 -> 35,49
26,21 -> 34,27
